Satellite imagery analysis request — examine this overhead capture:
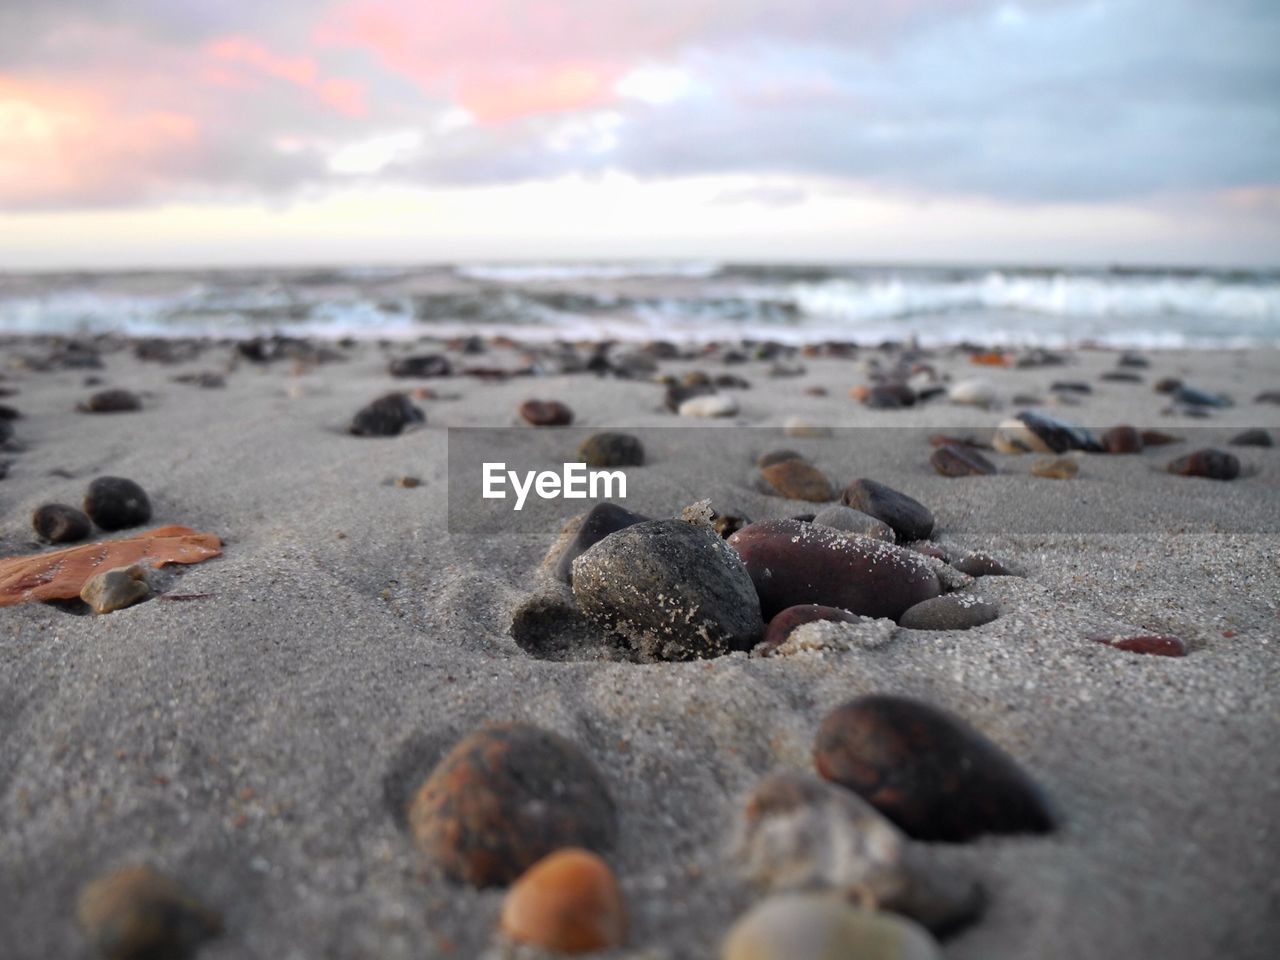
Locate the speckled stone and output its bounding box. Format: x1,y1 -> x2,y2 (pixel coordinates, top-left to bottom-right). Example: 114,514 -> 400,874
499,849 -> 627,954
349,392 -> 424,436
1167,448 -> 1240,480
519,399 -> 574,426
810,506 -> 895,542
84,476 -> 152,531
761,460 -> 835,502
721,895 -> 941,960
840,479 -> 934,542
80,565 -> 151,614
814,695 -> 1055,842
930,445 -> 996,477
408,723 -> 617,888
77,865 -> 222,960
1091,634 -> 1187,657
578,432 -> 644,467
32,503 -> 92,543
897,594 -> 998,630
553,502 -> 649,583
729,519 -> 941,620
572,519 -> 764,660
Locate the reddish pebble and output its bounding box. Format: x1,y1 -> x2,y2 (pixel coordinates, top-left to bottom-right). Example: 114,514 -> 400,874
1167,448 -> 1239,480
519,400 -> 574,426
760,460 -> 835,502
758,604 -> 860,654
1102,425 -> 1142,454
930,444 -> 996,477
500,849 -> 627,954
1091,634 -> 1187,657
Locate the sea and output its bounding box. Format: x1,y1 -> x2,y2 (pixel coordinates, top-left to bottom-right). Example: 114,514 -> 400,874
1,262 -> 1278,348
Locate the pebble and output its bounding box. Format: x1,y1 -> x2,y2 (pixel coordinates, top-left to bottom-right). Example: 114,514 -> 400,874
814,695 -> 1055,842
519,399 -> 574,426
951,552 -> 1014,577
1229,428 -> 1272,447
664,382 -> 714,412
578,432 -> 644,467
1167,448 -> 1240,480
679,394 -> 739,418
810,505 -> 895,542
733,771 -> 904,895
1091,634 -> 1188,657
499,849 -> 627,954
993,411 -> 1100,454
721,895 -> 941,960
946,378 -> 997,408
80,565 -> 151,614
1139,429 -> 1181,446
759,604 -> 861,654
409,723 -> 617,888
553,503 -> 649,583
32,503 -> 92,543
388,354 -> 452,377
929,445 -> 995,477
757,449 -> 804,469
782,418 -> 832,439
1101,425 -> 1142,453
1118,351 -> 1150,368
760,460 -> 834,502
349,392 -> 424,436
78,389 -> 142,413
77,864 -> 222,960
1100,371 -> 1143,383
572,519 -> 764,659
1030,456 -> 1078,479
729,519 -> 941,620
1173,385 -> 1230,408
1256,390 -> 1280,404
1050,380 -> 1092,394
927,434 -> 990,450
840,479 -> 934,542
897,594 -> 998,630
861,383 -> 916,409
84,476 -> 152,531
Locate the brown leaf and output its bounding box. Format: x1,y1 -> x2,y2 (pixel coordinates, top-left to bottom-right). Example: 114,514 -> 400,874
0,525 -> 222,607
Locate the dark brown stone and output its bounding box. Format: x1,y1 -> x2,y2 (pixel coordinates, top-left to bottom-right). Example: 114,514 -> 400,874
930,445 -> 996,477
1139,429 -> 1181,446
553,503 -> 649,583
389,354 -> 452,377
32,503 -> 92,543
729,519 -> 941,620
84,477 -> 152,531
927,434 -> 991,450
1101,425 -> 1142,454
760,460 -> 835,502
1167,448 -> 1239,480
759,604 -> 860,653
77,865 -> 222,960
578,432 -> 644,467
1229,429 -> 1272,448
78,389 -> 142,413
813,695 -> 1055,842
841,479 -> 934,541
408,723 -> 617,888
350,392 -> 424,436
519,400 -> 574,426
757,449 -> 804,469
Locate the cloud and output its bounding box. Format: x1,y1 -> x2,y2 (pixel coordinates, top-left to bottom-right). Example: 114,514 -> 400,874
0,0 -> 1276,211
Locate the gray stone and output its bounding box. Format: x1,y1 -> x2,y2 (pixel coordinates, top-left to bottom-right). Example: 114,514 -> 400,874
898,594 -> 998,630
80,565 -> 150,614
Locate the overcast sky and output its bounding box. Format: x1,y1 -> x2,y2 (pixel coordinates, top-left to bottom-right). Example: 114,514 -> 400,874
1,0 -> 1277,268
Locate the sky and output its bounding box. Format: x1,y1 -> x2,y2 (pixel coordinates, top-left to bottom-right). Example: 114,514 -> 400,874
0,0 -> 1277,269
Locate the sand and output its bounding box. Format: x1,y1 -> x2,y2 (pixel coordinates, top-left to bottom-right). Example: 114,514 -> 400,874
1,335 -> 1278,959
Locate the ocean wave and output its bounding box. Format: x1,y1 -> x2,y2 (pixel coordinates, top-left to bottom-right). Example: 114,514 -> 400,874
453,261 -> 722,282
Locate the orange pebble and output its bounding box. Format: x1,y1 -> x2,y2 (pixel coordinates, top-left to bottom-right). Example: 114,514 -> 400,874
499,849 -> 626,954
969,351 -> 1012,366
848,385 -> 870,401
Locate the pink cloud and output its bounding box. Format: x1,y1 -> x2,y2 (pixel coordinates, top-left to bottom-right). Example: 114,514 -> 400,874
206,34 -> 367,117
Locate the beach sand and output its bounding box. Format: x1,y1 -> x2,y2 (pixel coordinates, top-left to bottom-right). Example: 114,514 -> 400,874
1,335 -> 1278,959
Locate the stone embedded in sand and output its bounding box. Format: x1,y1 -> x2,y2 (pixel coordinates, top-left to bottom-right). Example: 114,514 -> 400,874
1118,351 -> 1149,368
32,503 -> 92,544
759,605 -> 861,654
388,354 -> 451,378
1030,456 -> 1078,479
1173,385 -> 1230,408
1139,429 -> 1181,446
946,378 -> 996,409
553,502 -> 649,583
1256,390 -> 1280,404
721,894 -> 942,960
1050,380 -> 1092,395
929,445 -> 996,478
927,434 -> 990,450
898,594 -> 998,631
861,383 -> 916,409
811,506 -> 895,542
679,393 -> 739,418
757,449 -> 804,469
1101,425 -> 1143,454
578,432 -> 644,468
408,723 -> 617,888
951,552 -> 1014,578
729,519 -> 941,621
1229,428 -> 1272,447
841,479 -> 934,542
1167,448 -> 1240,480
761,460 -> 835,502
734,771 -> 904,895
80,565 -> 150,614
499,849 -> 627,954
350,392 -> 424,436
1091,634 -> 1187,657
664,381 -> 714,412
1100,371 -> 1143,383
78,389 -> 142,414
84,476 -> 152,531
814,695 -> 1055,842
993,411 -> 1101,455
572,519 -> 763,660
519,399 -> 574,426
784,417 -> 833,438
0,526 -> 221,608
77,864 -> 222,960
